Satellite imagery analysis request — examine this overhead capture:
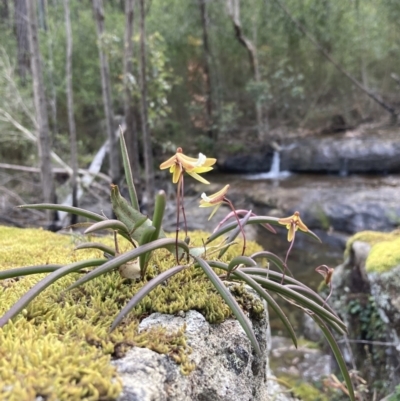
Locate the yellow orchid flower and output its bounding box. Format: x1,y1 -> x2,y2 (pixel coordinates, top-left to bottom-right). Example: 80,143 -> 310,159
160,147 -> 216,184
278,211 -> 309,242
199,184 -> 230,220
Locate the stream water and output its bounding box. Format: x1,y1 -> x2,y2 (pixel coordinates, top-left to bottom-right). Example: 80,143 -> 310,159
208,153 -> 400,334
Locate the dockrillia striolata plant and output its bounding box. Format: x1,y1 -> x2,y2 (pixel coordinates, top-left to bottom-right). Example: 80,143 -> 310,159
0,129 -> 355,401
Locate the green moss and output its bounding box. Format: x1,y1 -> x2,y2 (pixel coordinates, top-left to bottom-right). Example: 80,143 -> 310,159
344,230 -> 400,258
292,382 -> 328,401
278,375 -> 328,401
344,230 -> 400,273
0,226 -> 262,401
365,237 -> 400,273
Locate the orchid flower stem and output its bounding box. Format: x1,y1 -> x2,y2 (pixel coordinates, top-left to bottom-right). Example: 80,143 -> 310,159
323,283 -> 333,308
225,198 -> 246,256
114,230 -> 120,255
180,175 -> 188,238
175,174 -> 182,263
282,229 -> 296,283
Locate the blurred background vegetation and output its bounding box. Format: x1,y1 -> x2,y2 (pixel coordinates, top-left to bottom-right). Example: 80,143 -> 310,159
1,0 -> 400,167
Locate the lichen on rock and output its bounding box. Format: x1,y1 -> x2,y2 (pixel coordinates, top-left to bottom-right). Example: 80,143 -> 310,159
0,225 -> 263,401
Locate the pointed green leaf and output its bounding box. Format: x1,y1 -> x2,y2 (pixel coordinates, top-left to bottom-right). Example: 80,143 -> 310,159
66,238 -> 190,291
18,204 -> 106,222
120,129 -> 140,210
0,259 -> 106,328
241,268 -> 341,320
208,262 -> 298,348
227,255 -> 257,277
207,216 -> 320,244
110,265 -> 187,331
312,315 -> 356,401
251,251 -> 290,276
151,191 -> 166,241
111,185 -> 160,241
84,219 -> 130,237
74,242 -> 115,256
194,257 -> 261,356
218,210 -> 252,258
207,216 -> 280,245
0,265 -> 62,280
138,226 -> 157,275
250,275 -> 347,334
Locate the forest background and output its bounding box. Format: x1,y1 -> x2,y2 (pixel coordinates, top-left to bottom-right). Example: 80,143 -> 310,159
0,0 -> 400,223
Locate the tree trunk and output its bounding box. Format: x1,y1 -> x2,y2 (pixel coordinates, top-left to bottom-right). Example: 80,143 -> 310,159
0,0 -> 9,26
26,0 -> 55,221
124,0 -> 141,199
38,0 -> 47,31
226,0 -> 266,141
45,0 -> 58,136
92,0 -> 120,184
64,0 -> 78,224
198,0 -> 215,141
139,0 -> 154,206
14,0 -> 30,82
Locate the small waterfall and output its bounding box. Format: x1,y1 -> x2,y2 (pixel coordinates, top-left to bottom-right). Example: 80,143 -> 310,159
269,151 -> 280,176
246,151 -> 290,180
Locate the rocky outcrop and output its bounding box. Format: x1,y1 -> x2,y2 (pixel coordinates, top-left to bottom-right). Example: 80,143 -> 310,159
330,232 -> 400,398
218,151 -> 274,174
114,310 -> 297,401
280,134 -> 400,174
237,175 -> 400,235
218,130 -> 400,175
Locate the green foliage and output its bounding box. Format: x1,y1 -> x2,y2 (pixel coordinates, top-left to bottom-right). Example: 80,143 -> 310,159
1,0 -> 400,164
366,237 -> 400,273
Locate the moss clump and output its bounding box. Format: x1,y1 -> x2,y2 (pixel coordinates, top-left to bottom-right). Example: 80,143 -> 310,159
278,375 -> 329,401
344,230 -> 400,258
365,237 -> 400,273
344,230 -> 400,273
0,226 -> 262,400
291,382 -> 328,401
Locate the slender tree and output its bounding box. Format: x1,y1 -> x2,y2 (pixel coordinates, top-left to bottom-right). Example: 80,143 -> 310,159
93,0 -> 120,184
14,0 -> 30,81
123,0 -> 141,197
198,0 -> 215,140
0,0 -> 9,26
64,0 -> 78,224
226,0 -> 266,141
26,0 -> 55,220
139,0 -> 154,205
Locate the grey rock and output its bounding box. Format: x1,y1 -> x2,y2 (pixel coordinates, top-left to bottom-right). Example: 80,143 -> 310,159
114,310 -> 297,401
245,175 -> 400,234
330,240 -> 400,395
280,134 -> 400,174
218,151 -> 274,174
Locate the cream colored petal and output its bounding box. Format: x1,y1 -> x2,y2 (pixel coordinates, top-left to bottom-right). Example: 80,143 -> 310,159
172,165 -> 182,183
187,171 -> 210,184
208,203 -> 222,220
160,155 -> 176,170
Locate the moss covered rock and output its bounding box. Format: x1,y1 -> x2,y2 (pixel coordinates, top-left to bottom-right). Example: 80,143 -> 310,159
344,229 -> 400,273
0,226 -> 262,401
